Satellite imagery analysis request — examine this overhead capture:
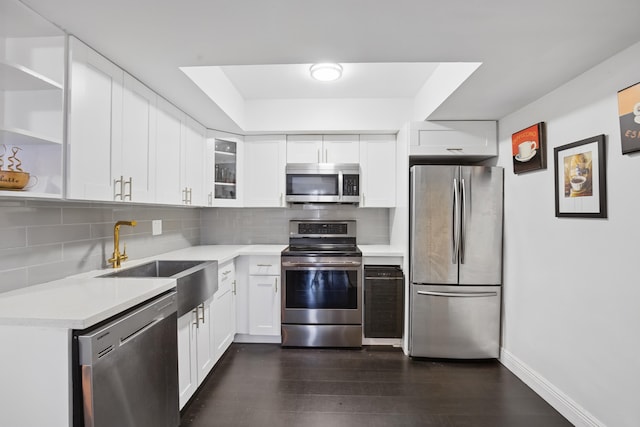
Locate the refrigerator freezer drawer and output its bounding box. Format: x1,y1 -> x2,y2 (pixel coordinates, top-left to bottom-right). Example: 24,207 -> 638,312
410,285 -> 500,359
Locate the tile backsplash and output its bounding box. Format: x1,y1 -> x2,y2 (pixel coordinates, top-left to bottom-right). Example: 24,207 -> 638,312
201,206 -> 389,245
0,199 -> 390,294
0,199 -> 201,293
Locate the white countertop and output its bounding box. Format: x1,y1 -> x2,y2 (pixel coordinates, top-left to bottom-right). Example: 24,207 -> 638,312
359,245 -> 405,257
0,277 -> 176,329
0,244 -> 400,329
159,244 -> 288,262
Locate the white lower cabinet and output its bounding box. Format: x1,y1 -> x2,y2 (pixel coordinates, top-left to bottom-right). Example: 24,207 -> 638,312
248,256 -> 281,337
212,260 -> 236,360
177,299 -> 214,409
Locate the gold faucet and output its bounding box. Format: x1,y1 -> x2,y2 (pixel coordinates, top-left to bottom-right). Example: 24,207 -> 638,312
108,220 -> 137,268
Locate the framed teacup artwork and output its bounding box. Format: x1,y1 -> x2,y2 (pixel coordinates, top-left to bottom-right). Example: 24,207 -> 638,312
554,134 -> 607,218
511,122 -> 546,174
618,81 -> 640,154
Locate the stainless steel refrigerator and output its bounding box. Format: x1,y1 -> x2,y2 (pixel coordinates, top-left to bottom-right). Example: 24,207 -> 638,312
409,165 -> 503,358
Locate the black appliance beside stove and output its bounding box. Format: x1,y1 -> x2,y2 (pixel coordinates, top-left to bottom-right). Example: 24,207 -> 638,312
281,220 -> 362,347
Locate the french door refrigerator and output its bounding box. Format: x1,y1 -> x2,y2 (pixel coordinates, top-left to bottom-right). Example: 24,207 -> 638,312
409,165 -> 503,358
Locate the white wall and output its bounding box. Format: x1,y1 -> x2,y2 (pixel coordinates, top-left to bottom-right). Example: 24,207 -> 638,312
497,41 -> 640,427
244,98 -> 411,133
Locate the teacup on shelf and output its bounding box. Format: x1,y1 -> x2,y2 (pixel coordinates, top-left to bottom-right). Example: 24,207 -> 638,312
0,171 -> 36,190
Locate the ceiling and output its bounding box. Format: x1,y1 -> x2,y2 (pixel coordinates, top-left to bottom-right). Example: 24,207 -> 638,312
20,0 -> 640,134
218,63 -> 440,99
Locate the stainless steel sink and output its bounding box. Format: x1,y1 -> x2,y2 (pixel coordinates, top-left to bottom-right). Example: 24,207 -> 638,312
100,260 -> 218,316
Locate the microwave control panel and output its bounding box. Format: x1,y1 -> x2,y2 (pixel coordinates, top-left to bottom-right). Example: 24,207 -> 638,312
343,175 -> 359,196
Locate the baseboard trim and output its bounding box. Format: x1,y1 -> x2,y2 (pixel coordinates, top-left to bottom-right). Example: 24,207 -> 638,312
500,348 -> 603,427
234,334 -> 281,344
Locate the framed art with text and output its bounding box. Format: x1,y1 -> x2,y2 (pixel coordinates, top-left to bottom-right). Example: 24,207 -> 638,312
554,134 -> 607,218
618,82 -> 640,154
512,122 -> 546,174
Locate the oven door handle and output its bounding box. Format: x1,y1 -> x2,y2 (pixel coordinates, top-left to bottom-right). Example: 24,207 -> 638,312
282,261 -> 362,268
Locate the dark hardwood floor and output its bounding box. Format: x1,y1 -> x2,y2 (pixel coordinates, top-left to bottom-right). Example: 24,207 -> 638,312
180,343 -> 572,427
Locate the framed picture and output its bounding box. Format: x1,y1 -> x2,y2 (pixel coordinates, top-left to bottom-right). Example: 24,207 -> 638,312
618,81 -> 640,154
512,122 -> 546,174
554,135 -> 607,218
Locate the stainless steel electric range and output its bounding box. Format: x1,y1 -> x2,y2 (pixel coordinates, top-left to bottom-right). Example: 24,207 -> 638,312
281,220 -> 362,347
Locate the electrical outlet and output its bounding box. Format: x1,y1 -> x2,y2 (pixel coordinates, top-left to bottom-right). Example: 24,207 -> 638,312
152,220 -> 162,236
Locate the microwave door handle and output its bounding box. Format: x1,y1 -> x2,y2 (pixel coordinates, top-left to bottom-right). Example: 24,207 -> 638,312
338,171 -> 343,200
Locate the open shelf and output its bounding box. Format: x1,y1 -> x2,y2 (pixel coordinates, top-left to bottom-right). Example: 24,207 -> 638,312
0,60 -> 63,90
0,126 -> 62,145
0,0 -> 66,200
0,189 -> 61,199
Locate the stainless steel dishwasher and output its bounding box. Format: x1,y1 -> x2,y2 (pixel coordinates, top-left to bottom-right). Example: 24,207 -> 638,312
75,291 -> 179,427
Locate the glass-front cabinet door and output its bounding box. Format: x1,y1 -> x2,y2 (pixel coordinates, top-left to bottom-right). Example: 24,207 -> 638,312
208,136 -> 243,206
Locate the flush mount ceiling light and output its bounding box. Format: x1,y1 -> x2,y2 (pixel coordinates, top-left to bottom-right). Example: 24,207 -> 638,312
309,63 -> 343,82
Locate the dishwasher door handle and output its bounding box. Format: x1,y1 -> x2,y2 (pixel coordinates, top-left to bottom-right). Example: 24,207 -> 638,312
119,317 -> 163,347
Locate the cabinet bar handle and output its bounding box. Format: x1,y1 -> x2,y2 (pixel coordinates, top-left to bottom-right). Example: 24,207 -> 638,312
192,308 -> 199,327
232,279 -> 236,295
257,263 -> 272,267
275,277 -> 278,293
198,303 -> 205,324
114,176 -> 124,201
124,177 -> 132,201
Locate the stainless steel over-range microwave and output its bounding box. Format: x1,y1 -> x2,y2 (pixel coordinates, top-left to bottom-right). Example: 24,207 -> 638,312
285,163 -> 360,203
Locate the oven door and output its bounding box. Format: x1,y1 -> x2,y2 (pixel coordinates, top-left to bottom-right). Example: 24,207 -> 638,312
281,257 -> 362,325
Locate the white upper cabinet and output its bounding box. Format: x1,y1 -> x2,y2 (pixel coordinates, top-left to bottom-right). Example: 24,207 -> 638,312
120,74 -> 157,203
68,36 -> 211,206
66,36 -> 123,201
409,121 -> 497,159
68,36 -> 159,203
0,0 -> 65,199
359,134 -> 396,207
322,135 -> 360,163
244,135 -> 286,207
208,130 -> 243,207
286,134 -> 359,164
155,98 -> 185,205
181,117 -> 205,206
285,135 -> 322,163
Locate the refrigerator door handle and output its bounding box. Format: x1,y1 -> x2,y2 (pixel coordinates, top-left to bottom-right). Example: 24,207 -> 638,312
417,290 -> 498,298
460,178 -> 467,264
452,178 -> 459,265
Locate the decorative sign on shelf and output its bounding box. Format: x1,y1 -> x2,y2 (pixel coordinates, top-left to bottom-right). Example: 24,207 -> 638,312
0,145 -> 34,190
